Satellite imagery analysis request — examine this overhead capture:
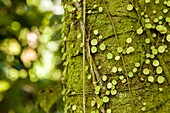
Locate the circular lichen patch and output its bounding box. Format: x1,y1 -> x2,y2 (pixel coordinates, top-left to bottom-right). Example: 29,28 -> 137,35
156,66 -> 163,74
93,30 -> 99,35
112,66 -> 117,73
166,34 -> 170,42
105,90 -> 110,95
111,89 -> 117,95
91,100 -> 96,106
106,109 -> 111,113
91,46 -> 97,53
107,53 -> 113,59
145,38 -> 150,44
99,43 -> 106,51
97,99 -> 103,106
98,7 -> 103,12
132,68 -> 138,73
103,96 -> 109,103
145,0 -> 150,3
145,59 -> 150,64
118,67 -> 123,72
117,47 -> 123,53
152,49 -> 158,55
165,17 -> 170,23
102,75 -> 107,81
127,4 -> 133,11
107,83 -> 112,89
152,60 -> 159,67
128,71 -> 134,77
95,86 -> 101,91
115,55 -> 120,61
143,68 -> 149,75
157,76 -> 165,84
91,39 -> 98,45
72,105 -> 77,111
148,76 -> 154,83
145,23 -> 152,29
158,46 -> 165,53
119,75 -> 124,80
135,62 -> 140,67
137,27 -> 143,34
163,9 -> 168,13
126,38 -> 132,43
112,80 -> 117,85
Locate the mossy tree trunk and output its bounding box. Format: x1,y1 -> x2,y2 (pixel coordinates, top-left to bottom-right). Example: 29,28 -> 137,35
62,0 -> 170,113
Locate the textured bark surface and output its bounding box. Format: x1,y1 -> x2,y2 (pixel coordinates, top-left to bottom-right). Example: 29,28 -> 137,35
62,0 -> 170,113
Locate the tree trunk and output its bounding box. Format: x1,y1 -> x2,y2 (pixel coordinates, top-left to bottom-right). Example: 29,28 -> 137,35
62,0 -> 170,113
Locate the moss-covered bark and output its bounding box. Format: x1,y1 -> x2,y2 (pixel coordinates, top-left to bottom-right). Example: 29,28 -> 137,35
62,0 -> 170,113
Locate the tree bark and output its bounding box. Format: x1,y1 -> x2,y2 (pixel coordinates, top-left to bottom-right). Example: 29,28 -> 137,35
62,0 -> 170,113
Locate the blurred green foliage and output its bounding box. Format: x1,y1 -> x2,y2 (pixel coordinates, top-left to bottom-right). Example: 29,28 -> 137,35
0,0 -> 64,113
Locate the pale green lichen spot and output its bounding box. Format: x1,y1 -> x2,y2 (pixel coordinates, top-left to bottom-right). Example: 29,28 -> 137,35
132,68 -> 138,73
163,9 -> 168,13
112,66 -> 117,73
111,89 -> 117,95
148,76 -> 154,83
145,59 -> 150,64
107,83 -> 112,89
141,107 -> 146,111
117,47 -> 123,53
145,18 -> 150,23
143,68 -> 149,75
91,39 -> 98,45
112,80 -> 117,85
155,0 -> 160,4
119,75 -> 124,80
152,48 -> 158,55
157,76 -> 165,84
152,60 -> 159,67
127,4 -> 133,11
135,62 -> 140,67
167,1 -> 170,7
145,23 -> 152,29
122,79 -> 127,83
158,46 -> 165,53
137,27 -> 143,34
105,90 -> 110,95
87,74 -> 92,79
152,10 -> 157,14
95,86 -> 101,91
91,100 -> 96,106
166,34 -> 170,42
98,7 -> 103,12
145,38 -> 151,44
145,0 -> 150,3
165,17 -> 170,22
126,38 -> 132,43
97,99 -> 103,106
99,35 -> 103,39
102,75 -> 107,81
103,96 -> 109,103
99,43 -> 106,51
72,105 -> 77,111
91,46 -> 97,53
118,67 -> 123,72
107,53 -> 113,59
153,18 -> 159,23
128,71 -> 134,77
106,109 -> 111,113
156,66 -> 163,74
93,30 -> 99,35
115,56 -> 120,61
